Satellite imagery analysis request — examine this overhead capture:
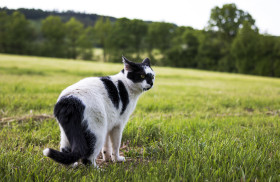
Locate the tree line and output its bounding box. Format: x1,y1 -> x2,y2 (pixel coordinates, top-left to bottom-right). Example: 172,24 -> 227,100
0,7 -> 116,26
0,4 -> 280,77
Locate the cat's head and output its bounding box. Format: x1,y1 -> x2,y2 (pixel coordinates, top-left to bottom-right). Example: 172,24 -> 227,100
122,56 -> 155,92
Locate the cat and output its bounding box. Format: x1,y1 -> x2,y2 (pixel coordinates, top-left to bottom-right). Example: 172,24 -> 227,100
43,56 -> 155,167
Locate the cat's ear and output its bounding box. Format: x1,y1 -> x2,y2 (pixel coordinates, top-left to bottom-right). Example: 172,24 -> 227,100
122,56 -> 138,72
142,58 -> 151,67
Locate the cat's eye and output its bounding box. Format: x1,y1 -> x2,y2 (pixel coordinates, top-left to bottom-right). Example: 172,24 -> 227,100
141,75 -> 145,79
152,75 -> 154,79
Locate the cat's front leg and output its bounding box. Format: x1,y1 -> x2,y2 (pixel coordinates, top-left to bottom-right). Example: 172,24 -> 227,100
110,126 -> 125,162
102,133 -> 112,162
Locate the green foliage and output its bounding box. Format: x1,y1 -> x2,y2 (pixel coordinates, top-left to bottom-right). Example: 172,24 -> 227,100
208,3 -> 256,40
41,16 -> 94,60
106,18 -> 148,62
65,17 -> 84,59
196,31 -> 223,70
8,12 -> 34,54
0,7 -> 117,27
106,18 -> 135,62
0,11 -> 9,52
42,16 -> 65,41
254,35 -> 280,76
1,54 -> 280,181
231,21 -> 259,74
166,30 -> 199,67
1,5 -> 280,78
78,26 -> 95,60
0,11 -> 34,54
93,17 -> 112,62
147,22 -> 176,53
128,19 -> 148,59
151,22 -> 175,51
41,16 -> 66,57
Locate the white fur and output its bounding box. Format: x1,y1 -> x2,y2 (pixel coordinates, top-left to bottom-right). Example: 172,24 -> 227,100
43,148 -> 50,157
57,64 -> 155,167
72,162 -> 79,168
59,124 -> 70,152
142,66 -> 155,90
144,66 -> 154,75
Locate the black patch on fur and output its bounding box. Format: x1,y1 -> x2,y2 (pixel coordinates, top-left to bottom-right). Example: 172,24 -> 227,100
142,58 -> 151,67
118,80 -> 129,115
100,77 -> 120,109
145,73 -> 154,86
46,96 -> 96,165
127,67 -> 154,85
127,72 -> 144,83
121,69 -> 124,74
82,120 -> 96,160
47,148 -> 81,165
126,64 -> 146,83
61,147 -> 71,153
126,64 -> 154,84
124,57 -> 154,84
82,158 -> 92,166
101,76 -> 110,79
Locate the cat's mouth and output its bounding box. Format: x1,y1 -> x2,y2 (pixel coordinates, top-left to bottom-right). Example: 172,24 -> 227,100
143,87 -> 152,91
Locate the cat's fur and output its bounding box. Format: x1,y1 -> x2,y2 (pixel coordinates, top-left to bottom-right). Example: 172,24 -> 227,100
43,56 -> 155,167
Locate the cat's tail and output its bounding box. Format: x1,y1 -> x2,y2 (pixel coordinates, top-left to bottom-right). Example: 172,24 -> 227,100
43,148 -> 81,165
43,96 -> 95,165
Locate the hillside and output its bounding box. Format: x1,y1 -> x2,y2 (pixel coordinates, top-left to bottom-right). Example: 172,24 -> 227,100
0,54 -> 280,181
0,7 -> 117,26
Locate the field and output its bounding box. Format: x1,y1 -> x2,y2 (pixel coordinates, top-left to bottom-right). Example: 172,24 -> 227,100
0,54 -> 280,181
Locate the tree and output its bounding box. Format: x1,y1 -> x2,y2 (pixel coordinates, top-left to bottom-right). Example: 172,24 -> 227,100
208,3 -> 255,41
106,18 -> 135,62
273,38 -> 280,77
0,11 -> 9,53
5,11 -> 34,54
166,29 -> 199,68
128,19 -> 148,59
195,31 -> 224,70
147,22 -> 176,57
65,17 -> 84,59
104,18 -> 148,62
93,17 -> 112,62
253,35 -> 280,77
231,21 -> 259,74
41,15 -> 66,57
78,26 -> 95,60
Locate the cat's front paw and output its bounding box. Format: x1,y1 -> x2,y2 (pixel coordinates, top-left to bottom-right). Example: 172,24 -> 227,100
112,156 -> 125,162
102,151 -> 112,162
103,157 -> 111,162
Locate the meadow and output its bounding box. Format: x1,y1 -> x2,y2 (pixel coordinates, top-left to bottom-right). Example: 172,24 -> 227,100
0,54 -> 280,181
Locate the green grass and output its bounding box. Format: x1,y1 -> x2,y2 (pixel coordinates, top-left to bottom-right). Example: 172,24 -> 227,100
0,53 -> 280,181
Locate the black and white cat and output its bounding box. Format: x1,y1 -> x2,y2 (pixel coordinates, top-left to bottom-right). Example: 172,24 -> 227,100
43,56 -> 155,167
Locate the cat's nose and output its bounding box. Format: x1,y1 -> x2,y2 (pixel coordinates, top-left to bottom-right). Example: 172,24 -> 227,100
147,79 -> 153,86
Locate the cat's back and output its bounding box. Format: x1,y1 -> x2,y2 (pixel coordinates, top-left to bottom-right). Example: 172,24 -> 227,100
58,77 -> 106,103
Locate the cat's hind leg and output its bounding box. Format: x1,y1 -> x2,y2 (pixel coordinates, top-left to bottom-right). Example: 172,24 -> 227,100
102,133 -> 112,162
82,127 -> 106,167
110,126 -> 125,162
59,124 -> 71,153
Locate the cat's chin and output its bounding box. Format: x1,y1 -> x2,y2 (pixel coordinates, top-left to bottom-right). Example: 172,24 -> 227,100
143,87 -> 152,91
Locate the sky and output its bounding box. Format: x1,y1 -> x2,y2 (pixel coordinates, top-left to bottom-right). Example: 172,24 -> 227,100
2,0 -> 280,36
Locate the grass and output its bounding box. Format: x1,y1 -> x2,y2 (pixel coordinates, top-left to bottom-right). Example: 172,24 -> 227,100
0,53 -> 280,181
